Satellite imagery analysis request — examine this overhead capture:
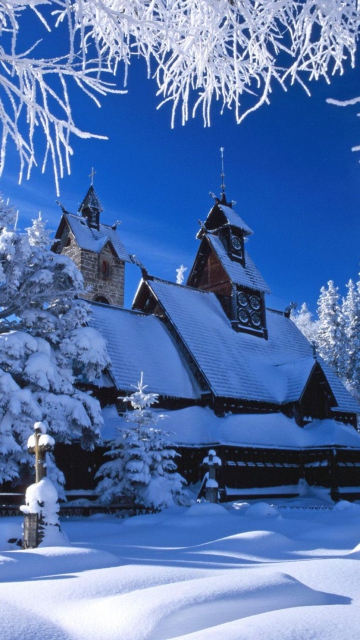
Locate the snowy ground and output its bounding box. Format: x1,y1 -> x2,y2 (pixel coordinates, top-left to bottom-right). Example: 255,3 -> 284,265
1,495 -> 360,639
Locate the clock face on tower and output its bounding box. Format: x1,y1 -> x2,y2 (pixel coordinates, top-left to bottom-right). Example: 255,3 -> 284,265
236,290 -> 263,331
231,234 -> 242,254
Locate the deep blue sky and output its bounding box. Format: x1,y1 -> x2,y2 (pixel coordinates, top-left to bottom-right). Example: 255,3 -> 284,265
1,51 -> 360,314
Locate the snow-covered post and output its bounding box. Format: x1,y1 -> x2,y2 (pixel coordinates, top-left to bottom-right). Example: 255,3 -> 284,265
330,448 -> 340,503
27,422 -> 54,484
202,450 -> 222,504
21,422 -> 61,548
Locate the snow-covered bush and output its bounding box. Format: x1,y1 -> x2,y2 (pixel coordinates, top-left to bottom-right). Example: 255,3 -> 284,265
96,373 -> 188,512
0,195 -> 109,489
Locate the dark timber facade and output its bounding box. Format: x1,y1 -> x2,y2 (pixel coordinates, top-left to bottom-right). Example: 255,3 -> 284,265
3,184 -> 360,507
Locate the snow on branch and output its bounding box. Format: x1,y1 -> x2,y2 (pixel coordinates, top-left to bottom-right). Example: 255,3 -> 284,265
0,193 -> 108,484
0,1 -> 359,190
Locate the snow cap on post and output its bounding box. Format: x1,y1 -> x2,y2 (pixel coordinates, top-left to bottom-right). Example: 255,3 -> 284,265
34,421 -> 47,434
203,449 -> 222,467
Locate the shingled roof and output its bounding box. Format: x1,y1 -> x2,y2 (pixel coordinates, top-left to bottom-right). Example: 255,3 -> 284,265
138,278 -> 360,414
58,212 -> 130,262
218,204 -> 254,235
198,197 -> 254,237
89,301 -> 201,399
207,234 -> 271,293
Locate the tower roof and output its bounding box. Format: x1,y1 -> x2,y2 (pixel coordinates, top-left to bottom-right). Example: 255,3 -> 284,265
78,185 -> 103,216
206,234 -> 271,293
54,212 -> 130,263
198,195 -> 253,239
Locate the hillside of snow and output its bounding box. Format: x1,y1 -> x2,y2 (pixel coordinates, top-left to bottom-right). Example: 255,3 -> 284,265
1,496 -> 360,639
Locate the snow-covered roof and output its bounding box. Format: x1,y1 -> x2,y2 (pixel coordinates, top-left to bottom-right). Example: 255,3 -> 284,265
146,279 -> 360,413
218,204 -> 254,236
64,213 -> 130,262
275,358 -> 317,404
318,361 -> 360,415
89,302 -> 201,399
102,406 -> 360,450
208,235 -> 271,293
79,185 -> 103,214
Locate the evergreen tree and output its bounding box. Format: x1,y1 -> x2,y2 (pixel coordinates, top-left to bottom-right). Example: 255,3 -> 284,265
0,196 -> 109,489
291,303 -> 319,344
292,276 -> 360,405
341,278 -> 360,402
96,373 -> 188,511
316,280 -> 346,379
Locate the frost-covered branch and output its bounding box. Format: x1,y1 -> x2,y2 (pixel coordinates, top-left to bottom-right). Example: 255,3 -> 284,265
0,1 -> 359,190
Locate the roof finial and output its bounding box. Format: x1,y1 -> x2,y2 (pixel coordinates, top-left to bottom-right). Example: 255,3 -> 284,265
220,147 -> 225,196
89,167 -> 96,186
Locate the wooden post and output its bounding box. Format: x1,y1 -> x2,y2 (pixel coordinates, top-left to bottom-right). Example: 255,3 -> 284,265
202,449 -> 222,503
34,426 -> 46,483
22,422 -> 55,549
330,448 -> 340,503
23,513 -> 39,549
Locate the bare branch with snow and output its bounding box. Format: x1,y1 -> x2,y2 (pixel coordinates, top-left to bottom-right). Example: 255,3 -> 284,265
0,1 -> 359,190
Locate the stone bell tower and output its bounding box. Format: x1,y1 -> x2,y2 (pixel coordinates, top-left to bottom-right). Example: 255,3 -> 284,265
53,184 -> 130,307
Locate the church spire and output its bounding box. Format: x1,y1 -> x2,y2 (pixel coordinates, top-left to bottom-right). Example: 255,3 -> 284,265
220,147 -> 226,199
209,148 -> 231,207
78,178 -> 103,230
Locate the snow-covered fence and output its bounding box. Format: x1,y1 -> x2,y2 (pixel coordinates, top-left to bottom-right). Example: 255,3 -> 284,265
276,505 -> 334,511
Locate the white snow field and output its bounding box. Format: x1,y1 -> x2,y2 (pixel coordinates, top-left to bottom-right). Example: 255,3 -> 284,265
1,496 -> 360,640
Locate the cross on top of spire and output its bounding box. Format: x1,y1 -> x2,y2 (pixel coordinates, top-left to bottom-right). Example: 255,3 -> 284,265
220,147 -> 226,196
89,167 -> 96,186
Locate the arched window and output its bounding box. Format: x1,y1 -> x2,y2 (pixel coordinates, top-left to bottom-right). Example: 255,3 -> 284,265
101,259 -> 110,278
94,295 -> 110,305
65,236 -> 71,247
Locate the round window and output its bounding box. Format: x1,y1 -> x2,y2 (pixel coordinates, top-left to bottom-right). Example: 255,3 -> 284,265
238,308 -> 249,324
250,312 -> 262,327
237,292 -> 248,307
249,295 -> 261,310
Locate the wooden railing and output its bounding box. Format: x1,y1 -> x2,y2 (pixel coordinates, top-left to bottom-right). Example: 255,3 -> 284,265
0,494 -> 147,518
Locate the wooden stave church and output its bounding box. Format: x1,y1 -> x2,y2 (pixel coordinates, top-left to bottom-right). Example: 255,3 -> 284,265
41,184 -> 360,500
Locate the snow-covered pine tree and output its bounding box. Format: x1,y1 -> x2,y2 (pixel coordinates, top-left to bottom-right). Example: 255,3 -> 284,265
341,278 -> 360,402
0,196 -> 109,491
291,302 -> 319,344
316,280 -> 346,379
292,275 -> 360,406
96,373 -> 188,512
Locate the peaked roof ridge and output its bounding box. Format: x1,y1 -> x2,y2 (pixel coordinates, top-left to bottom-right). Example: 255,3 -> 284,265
62,210 -> 78,218
99,220 -> 120,231
151,274 -> 215,294
217,203 -> 254,236
88,299 -> 148,317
